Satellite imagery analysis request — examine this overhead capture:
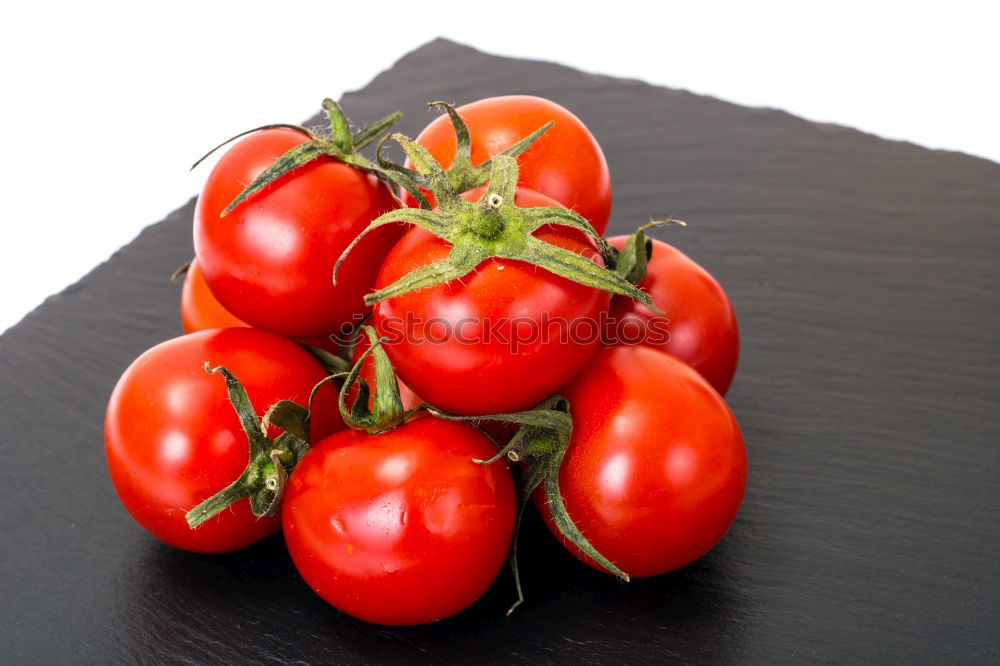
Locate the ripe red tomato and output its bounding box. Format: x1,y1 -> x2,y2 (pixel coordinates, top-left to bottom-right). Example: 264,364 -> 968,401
536,345 -> 747,578
105,328 -> 341,553
607,237 -> 740,395
282,417 -> 515,625
179,258 -> 340,353
404,96 -> 613,234
373,187 -> 608,415
194,128 -> 402,339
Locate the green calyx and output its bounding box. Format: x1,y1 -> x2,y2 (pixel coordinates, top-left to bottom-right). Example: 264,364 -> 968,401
185,364 -> 313,529
188,324 -> 413,530
335,134 -> 660,311
608,219 -> 688,285
337,325 -> 410,435
427,397 -> 629,615
374,101 -> 554,209
191,98 -> 404,215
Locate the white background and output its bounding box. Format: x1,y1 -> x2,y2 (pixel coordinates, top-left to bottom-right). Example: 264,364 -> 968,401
2,1 -> 998,334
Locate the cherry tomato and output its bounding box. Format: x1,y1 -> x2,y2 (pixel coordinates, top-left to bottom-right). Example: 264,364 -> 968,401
607,237 -> 740,395
179,258 -> 340,353
105,328 -> 341,553
536,345 -> 747,578
282,417 -> 516,625
404,96 -> 613,234
374,188 -> 608,415
194,128 -> 402,338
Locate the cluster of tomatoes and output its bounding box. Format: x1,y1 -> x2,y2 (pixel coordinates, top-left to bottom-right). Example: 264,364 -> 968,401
104,95 -> 747,626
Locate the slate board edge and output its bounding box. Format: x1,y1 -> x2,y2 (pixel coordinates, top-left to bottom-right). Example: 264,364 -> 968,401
5,37 -> 998,345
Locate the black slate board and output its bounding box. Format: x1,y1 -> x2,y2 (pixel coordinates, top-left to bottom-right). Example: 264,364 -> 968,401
2,38 -> 998,664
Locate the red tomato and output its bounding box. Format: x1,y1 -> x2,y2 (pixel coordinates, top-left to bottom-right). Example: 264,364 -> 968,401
404,96 -> 612,234
105,328 -> 341,553
179,258 -> 340,353
373,187 -> 608,415
608,237 -> 740,395
194,128 -> 402,339
282,417 -> 515,625
536,345 -> 746,578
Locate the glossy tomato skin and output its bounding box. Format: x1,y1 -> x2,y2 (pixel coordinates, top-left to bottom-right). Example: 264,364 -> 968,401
194,128 -> 401,339
536,345 -> 747,578
608,237 -> 740,395
282,417 -> 516,625
374,188 -> 609,415
404,96 -> 612,234
105,328 -> 342,553
179,258 -> 340,353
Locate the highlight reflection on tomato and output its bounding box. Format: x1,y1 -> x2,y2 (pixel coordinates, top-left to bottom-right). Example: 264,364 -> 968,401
194,128 -> 402,338
180,258 -> 341,353
282,417 -> 515,625
405,95 -> 613,234
104,328 -> 341,553
607,237 -> 739,395
374,187 -> 608,415
536,345 -> 747,577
